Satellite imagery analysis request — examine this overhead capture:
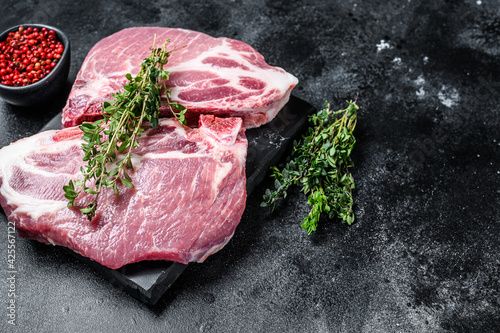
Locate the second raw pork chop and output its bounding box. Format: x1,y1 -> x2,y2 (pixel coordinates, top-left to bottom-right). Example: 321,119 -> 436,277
62,27 -> 298,128
0,116 -> 247,269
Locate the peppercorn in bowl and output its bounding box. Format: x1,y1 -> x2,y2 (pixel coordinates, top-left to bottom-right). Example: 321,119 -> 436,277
0,24 -> 70,107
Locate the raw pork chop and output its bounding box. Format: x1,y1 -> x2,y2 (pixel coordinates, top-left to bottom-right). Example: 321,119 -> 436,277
62,27 -> 298,128
0,116 -> 247,269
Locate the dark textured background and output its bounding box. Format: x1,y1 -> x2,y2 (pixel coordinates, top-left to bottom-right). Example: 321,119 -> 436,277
1,1 -> 499,332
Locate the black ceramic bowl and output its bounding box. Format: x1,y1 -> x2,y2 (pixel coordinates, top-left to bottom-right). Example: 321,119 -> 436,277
0,24 -> 70,107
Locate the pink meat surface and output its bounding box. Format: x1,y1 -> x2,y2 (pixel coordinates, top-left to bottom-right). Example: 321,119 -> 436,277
62,27 -> 298,129
0,116 -> 247,269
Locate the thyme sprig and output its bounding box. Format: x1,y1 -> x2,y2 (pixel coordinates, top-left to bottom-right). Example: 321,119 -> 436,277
63,39 -> 187,220
261,100 -> 358,234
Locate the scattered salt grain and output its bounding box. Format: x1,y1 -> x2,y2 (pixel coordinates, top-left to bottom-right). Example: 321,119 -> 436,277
438,85 -> 460,108
416,87 -> 425,98
414,75 -> 425,86
376,40 -> 392,52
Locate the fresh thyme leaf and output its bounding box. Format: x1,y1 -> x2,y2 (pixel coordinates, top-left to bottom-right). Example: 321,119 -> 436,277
64,38 -> 187,221
261,100 -> 358,234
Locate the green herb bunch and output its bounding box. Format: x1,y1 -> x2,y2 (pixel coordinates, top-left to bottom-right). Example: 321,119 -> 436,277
64,39 -> 187,220
261,100 -> 358,234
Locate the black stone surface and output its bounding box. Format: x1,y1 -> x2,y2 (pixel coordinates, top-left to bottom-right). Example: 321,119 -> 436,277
1,1 -> 499,332
37,96 -> 314,305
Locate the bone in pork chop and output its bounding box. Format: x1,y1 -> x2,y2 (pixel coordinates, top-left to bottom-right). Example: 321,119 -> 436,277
62,27 -> 298,129
0,116 -> 247,269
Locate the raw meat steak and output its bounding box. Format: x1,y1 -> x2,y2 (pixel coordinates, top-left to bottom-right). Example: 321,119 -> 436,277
62,27 -> 298,129
0,116 -> 247,269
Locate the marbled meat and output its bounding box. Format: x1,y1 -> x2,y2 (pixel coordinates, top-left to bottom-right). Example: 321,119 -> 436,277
62,27 -> 298,129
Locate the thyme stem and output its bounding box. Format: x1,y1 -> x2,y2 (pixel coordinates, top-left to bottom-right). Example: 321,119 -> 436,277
63,39 -> 187,220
